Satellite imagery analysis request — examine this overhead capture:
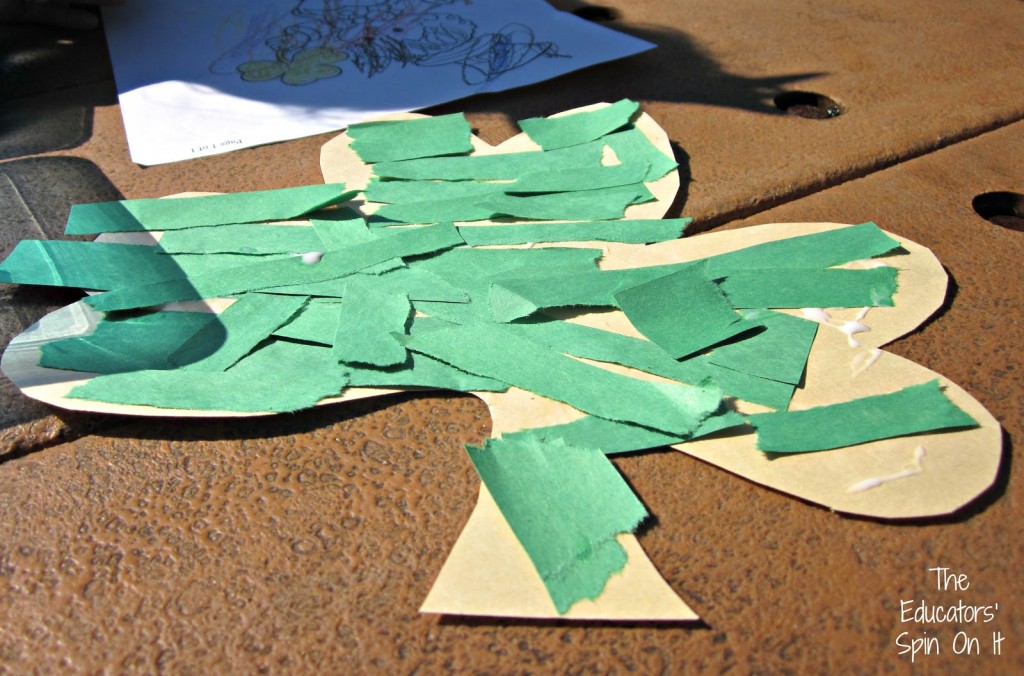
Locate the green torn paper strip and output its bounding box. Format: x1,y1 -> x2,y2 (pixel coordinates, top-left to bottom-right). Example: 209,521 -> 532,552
503,409 -> 748,457
488,262 -> 690,322
613,261 -> 761,359
465,435 -> 648,613
749,380 -> 978,453
348,113 -> 472,162
67,338 -> 349,413
375,183 -> 652,224
0,241 -> 300,290
0,240 -> 191,290
157,223 -> 324,255
65,184 -> 357,235
702,222 -> 902,276
508,317 -> 795,409
457,219 -> 689,246
480,183 -> 653,221
519,99 -> 640,150
365,178 -> 505,204
346,351 -> 508,392
415,246 -> 602,300
507,161 -> 651,193
403,319 -> 722,436
39,310 -> 216,374
311,216 -> 403,274
368,162 -> 648,207
331,279 -> 411,367
267,266 -> 469,302
84,222 -> 464,311
171,293 -> 309,371
719,267 -> 899,308
374,198 -> 493,224
601,127 -> 679,182
372,138 -> 605,180
707,310 -> 817,385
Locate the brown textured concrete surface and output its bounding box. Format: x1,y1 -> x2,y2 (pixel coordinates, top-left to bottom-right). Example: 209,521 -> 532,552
1,0 -> 1023,672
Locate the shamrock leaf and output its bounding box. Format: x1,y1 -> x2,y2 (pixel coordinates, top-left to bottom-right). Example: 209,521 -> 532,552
238,47 -> 348,85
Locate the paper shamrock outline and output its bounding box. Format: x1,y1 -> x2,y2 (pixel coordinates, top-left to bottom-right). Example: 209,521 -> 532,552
0,104 -> 1002,621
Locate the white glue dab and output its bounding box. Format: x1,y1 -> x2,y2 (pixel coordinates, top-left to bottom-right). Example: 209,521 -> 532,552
839,320 -> 871,347
802,307 -> 873,347
801,308 -> 832,324
847,446 -> 926,493
300,251 -> 324,265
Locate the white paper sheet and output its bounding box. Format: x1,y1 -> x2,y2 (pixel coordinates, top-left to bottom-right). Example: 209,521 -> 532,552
102,0 -> 655,165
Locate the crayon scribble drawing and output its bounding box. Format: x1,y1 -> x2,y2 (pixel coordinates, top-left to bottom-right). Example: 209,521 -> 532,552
103,0 -> 653,164
212,0 -> 565,86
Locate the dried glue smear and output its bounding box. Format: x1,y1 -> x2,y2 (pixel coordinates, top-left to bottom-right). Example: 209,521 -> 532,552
847,446 -> 926,493
801,307 -> 873,347
851,348 -> 883,376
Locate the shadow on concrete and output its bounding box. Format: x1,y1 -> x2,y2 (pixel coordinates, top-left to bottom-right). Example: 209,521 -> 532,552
0,23 -> 117,156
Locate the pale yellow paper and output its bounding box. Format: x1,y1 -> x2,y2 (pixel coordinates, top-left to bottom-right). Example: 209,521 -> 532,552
420,485 -> 698,621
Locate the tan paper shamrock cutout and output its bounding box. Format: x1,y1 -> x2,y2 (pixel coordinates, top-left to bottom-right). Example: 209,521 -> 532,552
3,104 -> 1001,621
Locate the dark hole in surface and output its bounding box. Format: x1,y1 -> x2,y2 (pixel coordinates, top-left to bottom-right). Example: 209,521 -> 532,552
571,6 -> 620,22
972,192 -> 1024,231
773,91 -> 844,119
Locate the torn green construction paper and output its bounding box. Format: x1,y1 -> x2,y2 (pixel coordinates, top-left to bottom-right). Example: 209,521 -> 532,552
311,216 -> 403,274
267,266 -> 469,303
707,310 -> 817,385
85,222 -> 464,312
348,113 -> 472,162
702,222 -> 901,277
749,379 -> 978,453
488,262 -> 691,322
372,139 -> 605,180
506,161 -> 650,194
719,267 -> 899,308
346,352 -> 508,392
203,326 -> 506,392
457,219 -> 689,246
310,214 -> 371,247
68,338 -> 349,413
171,293 -> 308,371
275,299 -> 340,343
365,178 -> 506,204
370,160 -> 649,208
601,127 -> 679,182
157,223 -> 324,255
404,319 -> 722,436
682,357 -> 795,410
508,317 -> 795,409
39,310 -> 216,374
0,240 -> 191,290
331,279 -> 411,367
374,198 -> 494,224
414,247 -> 603,301
614,261 -> 761,359
465,435 -> 648,613
519,99 -> 640,151
0,240 -> 301,290
481,183 -> 653,221
65,184 -> 357,235
375,183 -> 652,224
503,409 -> 748,457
